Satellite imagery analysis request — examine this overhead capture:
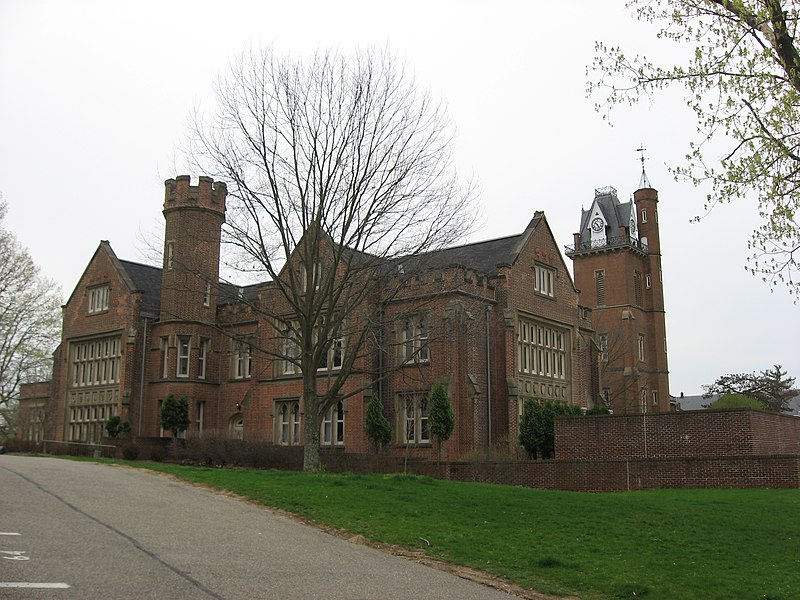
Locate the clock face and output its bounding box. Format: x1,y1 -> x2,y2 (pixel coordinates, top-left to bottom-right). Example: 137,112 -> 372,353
591,217 -> 604,232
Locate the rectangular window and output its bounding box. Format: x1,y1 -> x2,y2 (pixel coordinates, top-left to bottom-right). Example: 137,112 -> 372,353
87,285 -> 109,314
652,391 -> 658,406
517,318 -> 568,380
399,394 -> 430,444
641,209 -> 648,223
645,273 -> 652,289
595,270 -> 606,306
196,400 -> 205,433
321,401 -> 345,446
302,262 -> 322,292
634,271 -> 643,307
317,318 -> 345,372
282,325 -> 299,375
166,241 -> 175,270
534,264 -> 555,298
599,333 -> 608,361
203,282 -> 211,307
276,400 -> 301,445
198,338 -> 208,379
638,334 -> 646,362
232,340 -> 252,379
177,336 -> 190,378
70,336 -> 121,388
161,337 -> 169,378
400,316 -> 429,364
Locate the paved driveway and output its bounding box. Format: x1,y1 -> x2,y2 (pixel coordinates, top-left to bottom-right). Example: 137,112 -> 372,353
0,455 -> 519,599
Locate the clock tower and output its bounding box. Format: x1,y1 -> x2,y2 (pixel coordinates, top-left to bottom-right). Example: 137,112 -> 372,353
565,170 -> 670,414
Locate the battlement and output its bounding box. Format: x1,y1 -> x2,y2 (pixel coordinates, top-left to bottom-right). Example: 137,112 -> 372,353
164,175 -> 227,213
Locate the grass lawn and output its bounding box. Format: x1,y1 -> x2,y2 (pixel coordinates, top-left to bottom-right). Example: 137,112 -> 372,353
112,461 -> 798,599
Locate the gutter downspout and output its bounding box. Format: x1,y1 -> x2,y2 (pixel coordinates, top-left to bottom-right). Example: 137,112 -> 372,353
138,317 -> 148,436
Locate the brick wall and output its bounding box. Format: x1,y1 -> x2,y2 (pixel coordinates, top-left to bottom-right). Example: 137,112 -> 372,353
556,409 -> 800,460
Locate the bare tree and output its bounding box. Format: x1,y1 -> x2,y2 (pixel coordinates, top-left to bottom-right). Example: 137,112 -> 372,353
188,46 -> 475,471
0,200 -> 62,440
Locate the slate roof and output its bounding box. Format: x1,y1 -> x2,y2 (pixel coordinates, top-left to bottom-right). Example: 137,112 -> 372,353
398,214 -> 541,277
118,260 -> 163,317
577,189 -> 635,246
674,392 -> 800,416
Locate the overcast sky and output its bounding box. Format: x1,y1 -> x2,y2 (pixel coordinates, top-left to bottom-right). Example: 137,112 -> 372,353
1,0 -> 797,396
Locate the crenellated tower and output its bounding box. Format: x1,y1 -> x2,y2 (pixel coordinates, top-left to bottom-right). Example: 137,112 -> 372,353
160,175 -> 227,323
565,168 -> 670,414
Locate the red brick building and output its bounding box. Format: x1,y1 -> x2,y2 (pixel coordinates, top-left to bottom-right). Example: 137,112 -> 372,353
20,172 -> 668,457
565,174 -> 670,415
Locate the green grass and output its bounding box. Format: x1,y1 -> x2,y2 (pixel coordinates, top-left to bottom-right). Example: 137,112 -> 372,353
109,461 -> 800,599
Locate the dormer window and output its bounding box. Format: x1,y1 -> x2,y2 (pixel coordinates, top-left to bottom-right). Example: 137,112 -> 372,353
87,285 -> 109,314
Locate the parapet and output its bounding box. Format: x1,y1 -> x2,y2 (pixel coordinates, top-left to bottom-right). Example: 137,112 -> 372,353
164,175 -> 227,213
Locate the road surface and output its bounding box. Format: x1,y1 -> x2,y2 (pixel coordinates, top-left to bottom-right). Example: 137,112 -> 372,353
0,455 -> 520,599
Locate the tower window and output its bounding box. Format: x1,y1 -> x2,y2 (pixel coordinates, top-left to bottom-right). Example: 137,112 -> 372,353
595,270 -> 606,306
177,336 -> 190,378
634,271 -> 643,307
203,283 -> 211,307
641,209 -> 648,223
645,274 -> 652,289
166,241 -> 175,270
638,334 -> 646,362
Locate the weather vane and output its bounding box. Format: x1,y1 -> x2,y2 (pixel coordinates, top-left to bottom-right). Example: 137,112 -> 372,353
636,145 -> 648,169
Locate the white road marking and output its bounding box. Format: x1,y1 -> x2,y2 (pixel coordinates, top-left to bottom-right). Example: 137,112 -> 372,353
0,583 -> 70,589
0,532 -> 20,536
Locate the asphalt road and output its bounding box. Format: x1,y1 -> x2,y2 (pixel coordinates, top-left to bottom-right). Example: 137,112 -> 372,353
0,455 -> 518,599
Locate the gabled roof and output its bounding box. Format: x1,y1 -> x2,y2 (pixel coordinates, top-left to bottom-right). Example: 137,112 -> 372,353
577,188 -> 635,245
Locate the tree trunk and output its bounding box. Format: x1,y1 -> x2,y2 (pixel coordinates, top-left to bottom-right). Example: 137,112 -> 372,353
303,389 -> 322,472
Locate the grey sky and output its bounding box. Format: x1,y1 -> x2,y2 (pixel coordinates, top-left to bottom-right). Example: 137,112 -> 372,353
1,0 -> 797,396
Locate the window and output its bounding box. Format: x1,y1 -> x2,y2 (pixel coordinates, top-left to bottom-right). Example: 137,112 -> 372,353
517,319 -> 568,380
399,393 -> 429,444
400,316 -> 429,363
232,340 -> 252,379
638,334 -> 646,362
198,338 -> 208,379
203,282 -> 211,307
635,272 -> 645,303
534,264 -> 555,298
595,270 -> 606,306
302,262 -> 322,292
599,334 -> 608,361
177,336 -> 190,378
282,325 -> 299,375
87,285 -> 109,314
321,401 -> 345,446
641,209 -> 648,223
640,388 -> 648,413
70,336 -> 121,388
160,337 -> 169,378
166,241 -> 175,270
196,401 -> 205,433
276,400 -> 301,445
652,391 -> 658,406
645,274 -> 652,289
318,320 -> 344,371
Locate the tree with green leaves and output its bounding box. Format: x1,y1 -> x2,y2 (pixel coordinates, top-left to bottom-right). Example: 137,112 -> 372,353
703,364 -> 796,411
519,399 -> 583,460
428,382 -> 454,469
105,415 -> 132,438
364,393 -> 392,453
0,200 -> 62,440
707,393 -> 764,410
588,1 -> 800,295
159,394 -> 189,439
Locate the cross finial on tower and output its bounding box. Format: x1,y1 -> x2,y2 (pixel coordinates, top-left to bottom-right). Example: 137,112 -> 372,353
636,145 -> 652,189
